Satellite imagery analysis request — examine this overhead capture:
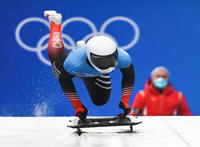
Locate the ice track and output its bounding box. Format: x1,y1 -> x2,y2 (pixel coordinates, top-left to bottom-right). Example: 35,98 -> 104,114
0,116 -> 199,147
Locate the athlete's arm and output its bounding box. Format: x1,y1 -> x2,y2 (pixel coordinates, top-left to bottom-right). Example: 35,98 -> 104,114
58,71 -> 88,120
119,63 -> 135,116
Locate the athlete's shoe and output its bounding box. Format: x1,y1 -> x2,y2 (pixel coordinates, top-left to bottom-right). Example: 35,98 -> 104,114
44,10 -> 57,18
44,10 -> 62,24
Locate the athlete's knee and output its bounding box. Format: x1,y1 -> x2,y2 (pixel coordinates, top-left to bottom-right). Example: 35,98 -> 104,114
92,100 -> 107,106
91,95 -> 110,106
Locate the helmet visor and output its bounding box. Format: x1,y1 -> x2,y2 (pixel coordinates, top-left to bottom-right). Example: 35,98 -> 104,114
90,50 -> 118,70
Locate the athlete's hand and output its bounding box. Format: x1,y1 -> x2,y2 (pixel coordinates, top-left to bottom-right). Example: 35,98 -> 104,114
75,105 -> 88,121
118,101 -> 131,118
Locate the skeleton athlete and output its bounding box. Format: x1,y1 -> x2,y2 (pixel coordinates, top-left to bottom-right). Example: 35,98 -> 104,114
44,10 -> 135,121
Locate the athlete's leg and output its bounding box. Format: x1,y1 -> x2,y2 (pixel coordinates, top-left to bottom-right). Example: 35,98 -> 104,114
44,11 -> 64,63
83,74 -> 111,106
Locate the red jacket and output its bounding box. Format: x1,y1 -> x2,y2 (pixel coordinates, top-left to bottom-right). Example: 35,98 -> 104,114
132,79 -> 192,116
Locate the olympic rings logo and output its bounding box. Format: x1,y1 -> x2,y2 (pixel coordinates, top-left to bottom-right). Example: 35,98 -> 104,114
15,16 -> 140,66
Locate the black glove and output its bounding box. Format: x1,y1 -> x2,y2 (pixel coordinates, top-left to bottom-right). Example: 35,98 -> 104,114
75,105 -> 88,121
118,101 -> 131,118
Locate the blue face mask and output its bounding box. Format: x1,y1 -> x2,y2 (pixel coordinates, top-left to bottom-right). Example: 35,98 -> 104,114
153,77 -> 168,89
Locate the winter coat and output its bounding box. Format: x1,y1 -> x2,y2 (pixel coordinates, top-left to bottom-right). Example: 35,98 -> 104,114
132,79 -> 192,116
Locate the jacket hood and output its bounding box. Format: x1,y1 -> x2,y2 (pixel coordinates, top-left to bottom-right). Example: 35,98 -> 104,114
144,78 -> 174,95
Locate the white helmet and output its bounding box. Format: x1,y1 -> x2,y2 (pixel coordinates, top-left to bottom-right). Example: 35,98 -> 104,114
86,35 -> 118,73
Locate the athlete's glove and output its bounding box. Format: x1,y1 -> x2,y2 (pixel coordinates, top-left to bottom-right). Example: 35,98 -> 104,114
118,101 -> 131,118
75,105 -> 88,121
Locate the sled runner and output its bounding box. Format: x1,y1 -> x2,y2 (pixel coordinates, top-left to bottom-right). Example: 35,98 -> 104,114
67,116 -> 142,136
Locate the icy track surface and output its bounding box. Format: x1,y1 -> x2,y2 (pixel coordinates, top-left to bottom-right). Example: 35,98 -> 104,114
0,116 -> 199,147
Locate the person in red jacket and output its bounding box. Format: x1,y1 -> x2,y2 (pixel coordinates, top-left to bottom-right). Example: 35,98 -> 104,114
131,66 -> 192,116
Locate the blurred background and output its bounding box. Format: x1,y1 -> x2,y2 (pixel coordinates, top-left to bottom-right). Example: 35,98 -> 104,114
0,0 -> 199,116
